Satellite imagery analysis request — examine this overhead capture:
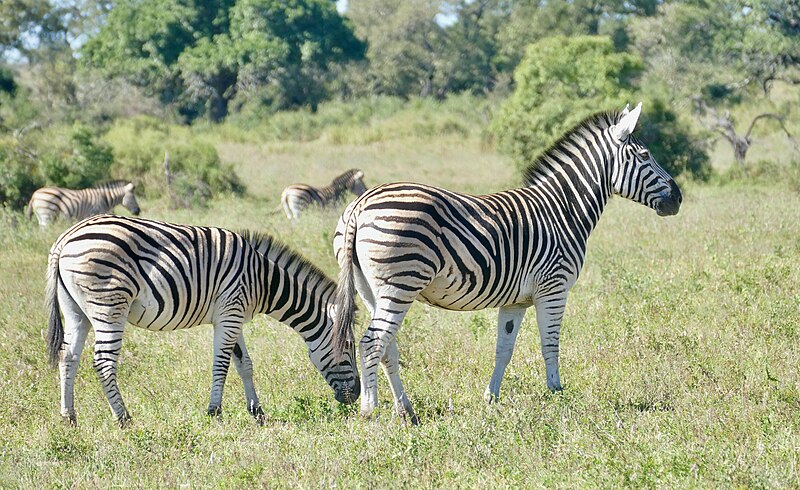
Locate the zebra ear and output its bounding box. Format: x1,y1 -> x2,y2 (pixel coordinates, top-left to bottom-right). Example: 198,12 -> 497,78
620,104 -> 631,116
612,102 -> 642,140
124,183 -> 135,192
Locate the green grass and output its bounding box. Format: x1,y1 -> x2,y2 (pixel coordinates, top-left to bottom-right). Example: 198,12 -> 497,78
1,128 -> 800,487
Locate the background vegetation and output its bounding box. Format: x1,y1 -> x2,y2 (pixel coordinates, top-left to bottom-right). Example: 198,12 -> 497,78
0,0 -> 798,486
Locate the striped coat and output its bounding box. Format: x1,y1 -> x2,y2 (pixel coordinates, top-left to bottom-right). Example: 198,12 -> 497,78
281,169 -> 367,219
46,215 -> 358,427
332,104 -> 682,423
27,180 -> 141,227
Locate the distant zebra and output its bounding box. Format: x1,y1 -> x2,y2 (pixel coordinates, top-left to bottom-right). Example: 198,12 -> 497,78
332,103 -> 682,423
281,169 -> 367,220
46,215 -> 359,427
27,180 -> 141,227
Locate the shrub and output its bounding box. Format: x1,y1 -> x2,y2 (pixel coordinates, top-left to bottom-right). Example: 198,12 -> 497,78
0,138 -> 44,210
492,35 -> 710,180
39,124 -> 114,188
105,116 -> 244,207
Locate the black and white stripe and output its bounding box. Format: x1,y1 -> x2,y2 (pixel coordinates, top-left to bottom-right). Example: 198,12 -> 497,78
332,103 -> 682,423
46,215 -> 359,427
27,180 -> 141,227
281,169 -> 367,220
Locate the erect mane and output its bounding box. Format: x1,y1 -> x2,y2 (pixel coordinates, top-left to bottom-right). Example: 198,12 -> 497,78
93,180 -> 130,189
332,169 -> 362,186
237,229 -> 336,289
522,110 -> 621,186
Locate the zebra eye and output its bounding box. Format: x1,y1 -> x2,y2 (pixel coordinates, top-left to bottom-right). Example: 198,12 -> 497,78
639,150 -> 651,160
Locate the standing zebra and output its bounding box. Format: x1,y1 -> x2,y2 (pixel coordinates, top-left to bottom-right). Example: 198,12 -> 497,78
332,103 -> 682,423
46,215 -> 359,427
281,169 -> 367,220
27,180 -> 141,228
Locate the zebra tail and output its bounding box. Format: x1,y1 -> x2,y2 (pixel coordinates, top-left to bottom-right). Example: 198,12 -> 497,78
25,197 -> 33,220
332,213 -> 358,362
45,250 -> 63,369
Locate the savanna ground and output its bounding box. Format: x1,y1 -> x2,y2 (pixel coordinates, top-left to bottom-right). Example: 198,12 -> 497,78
1,124 -> 800,487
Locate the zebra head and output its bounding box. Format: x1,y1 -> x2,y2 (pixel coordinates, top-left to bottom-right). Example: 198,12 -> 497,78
349,170 -> 367,196
122,183 -> 141,216
609,103 -> 682,216
313,303 -> 360,404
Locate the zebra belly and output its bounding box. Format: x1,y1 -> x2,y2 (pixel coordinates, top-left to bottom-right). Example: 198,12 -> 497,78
417,271 -> 533,311
127,293 -> 213,331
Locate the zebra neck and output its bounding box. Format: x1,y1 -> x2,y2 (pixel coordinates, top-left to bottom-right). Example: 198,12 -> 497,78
256,259 -> 336,342
525,156 -> 612,240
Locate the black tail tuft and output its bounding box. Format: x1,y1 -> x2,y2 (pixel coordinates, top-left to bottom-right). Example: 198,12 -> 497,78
332,212 -> 358,362
45,253 -> 63,368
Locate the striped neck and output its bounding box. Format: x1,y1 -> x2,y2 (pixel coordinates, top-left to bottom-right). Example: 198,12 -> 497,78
522,114 -> 619,240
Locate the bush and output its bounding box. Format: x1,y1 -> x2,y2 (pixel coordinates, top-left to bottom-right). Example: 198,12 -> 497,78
0,138 -> 44,210
39,124 -> 114,188
105,116 -> 244,207
491,35 -> 710,180
635,98 -> 711,180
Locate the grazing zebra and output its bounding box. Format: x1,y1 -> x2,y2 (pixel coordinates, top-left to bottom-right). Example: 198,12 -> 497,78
332,103 -> 682,423
26,180 -> 141,227
46,215 -> 359,427
281,169 -> 367,220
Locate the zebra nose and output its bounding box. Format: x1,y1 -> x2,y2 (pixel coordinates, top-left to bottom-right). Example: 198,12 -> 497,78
334,380 -> 360,404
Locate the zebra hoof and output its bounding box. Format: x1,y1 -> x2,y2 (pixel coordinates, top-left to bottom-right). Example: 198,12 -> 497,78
117,412 -> 132,429
62,414 -> 77,427
250,405 -> 266,426
207,406 -> 223,419
484,391 -> 499,404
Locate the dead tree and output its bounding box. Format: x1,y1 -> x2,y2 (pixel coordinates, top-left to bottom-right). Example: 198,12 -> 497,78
692,96 -> 797,172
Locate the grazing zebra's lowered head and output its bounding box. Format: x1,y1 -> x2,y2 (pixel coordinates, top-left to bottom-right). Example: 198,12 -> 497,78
332,102 -> 681,424
26,180 -> 141,228
280,168 -> 367,220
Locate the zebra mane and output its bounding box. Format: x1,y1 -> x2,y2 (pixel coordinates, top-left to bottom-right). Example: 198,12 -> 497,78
522,110 -> 621,186
93,180 -> 131,189
331,169 -> 362,187
237,229 -> 337,288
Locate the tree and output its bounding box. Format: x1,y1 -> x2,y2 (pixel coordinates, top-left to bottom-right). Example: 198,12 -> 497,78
82,0 -> 365,121
491,34 -> 709,179
491,36 -> 642,168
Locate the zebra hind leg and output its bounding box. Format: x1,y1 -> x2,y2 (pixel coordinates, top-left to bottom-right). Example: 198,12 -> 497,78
91,320 -> 132,427
232,333 -> 264,425
380,338 -> 418,425
207,321 -> 243,419
57,287 -> 91,426
484,305 -> 528,403
359,295 -> 414,420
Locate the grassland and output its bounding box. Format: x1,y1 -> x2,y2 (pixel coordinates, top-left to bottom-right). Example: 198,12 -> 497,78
1,126 -> 799,487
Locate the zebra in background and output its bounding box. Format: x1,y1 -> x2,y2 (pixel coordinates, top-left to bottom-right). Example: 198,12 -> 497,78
26,180 -> 141,227
281,169 -> 367,220
46,215 -> 359,427
332,103 -> 682,423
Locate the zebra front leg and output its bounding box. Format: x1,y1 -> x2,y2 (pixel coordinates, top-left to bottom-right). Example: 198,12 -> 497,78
380,338 -> 418,425
232,333 -> 264,425
208,321 -> 242,419
484,305 -> 528,403
92,322 -> 131,426
535,294 -> 568,392
57,289 -> 91,426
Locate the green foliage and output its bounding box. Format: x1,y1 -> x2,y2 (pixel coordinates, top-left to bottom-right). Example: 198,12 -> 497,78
0,66 -> 16,94
104,116 -> 244,206
491,35 -> 643,170
39,124 -> 114,188
0,137 -> 43,210
636,98 -> 712,180
82,0 -> 365,121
